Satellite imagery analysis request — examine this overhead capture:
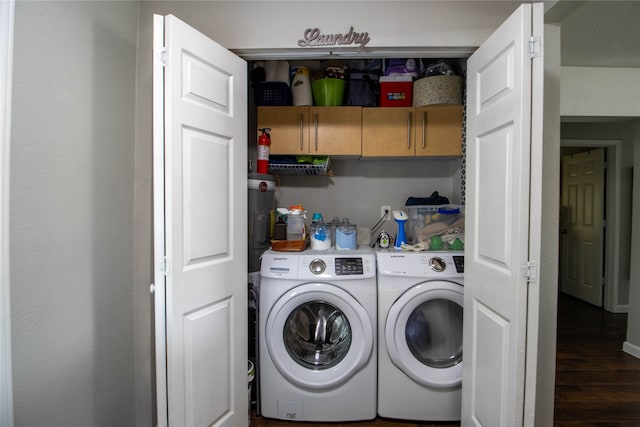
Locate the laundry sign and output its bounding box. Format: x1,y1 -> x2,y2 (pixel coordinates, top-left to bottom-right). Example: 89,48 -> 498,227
298,27 -> 371,51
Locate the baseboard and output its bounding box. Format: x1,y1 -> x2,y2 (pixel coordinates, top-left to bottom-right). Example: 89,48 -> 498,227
623,341 -> 640,359
611,304 -> 629,314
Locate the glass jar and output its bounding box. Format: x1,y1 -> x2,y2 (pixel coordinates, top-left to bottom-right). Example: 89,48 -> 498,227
326,216 -> 341,248
310,221 -> 331,250
335,218 -> 357,250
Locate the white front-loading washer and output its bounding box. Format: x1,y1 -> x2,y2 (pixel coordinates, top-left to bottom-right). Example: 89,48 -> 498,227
259,246 -> 377,422
377,250 -> 464,421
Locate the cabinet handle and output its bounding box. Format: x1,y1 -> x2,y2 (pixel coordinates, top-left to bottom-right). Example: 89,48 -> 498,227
314,114 -> 319,152
407,111 -> 412,150
421,111 -> 427,149
298,114 -> 304,151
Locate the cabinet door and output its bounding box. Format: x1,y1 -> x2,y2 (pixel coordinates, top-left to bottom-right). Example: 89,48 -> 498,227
310,107 -> 362,155
257,106 -> 309,154
361,107 -> 414,157
414,105 -> 463,157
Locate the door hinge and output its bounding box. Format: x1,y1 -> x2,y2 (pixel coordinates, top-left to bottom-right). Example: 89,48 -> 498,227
528,36 -> 541,59
158,47 -> 168,67
159,256 -> 171,276
522,261 -> 538,283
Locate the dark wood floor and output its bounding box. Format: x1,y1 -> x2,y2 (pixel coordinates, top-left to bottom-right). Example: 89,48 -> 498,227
554,293 -> 640,426
251,293 -> 640,426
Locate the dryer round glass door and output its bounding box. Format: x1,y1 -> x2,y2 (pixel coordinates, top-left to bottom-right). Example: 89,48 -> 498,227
406,299 -> 462,368
266,282 -> 374,390
385,280 -> 464,388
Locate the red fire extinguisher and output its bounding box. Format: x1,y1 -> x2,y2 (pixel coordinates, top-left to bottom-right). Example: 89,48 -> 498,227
257,128 -> 271,174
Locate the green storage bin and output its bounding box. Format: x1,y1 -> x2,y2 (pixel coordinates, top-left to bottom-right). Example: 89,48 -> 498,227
312,78 -> 345,106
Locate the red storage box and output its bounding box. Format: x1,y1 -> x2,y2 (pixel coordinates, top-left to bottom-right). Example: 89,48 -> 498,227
379,77 -> 413,107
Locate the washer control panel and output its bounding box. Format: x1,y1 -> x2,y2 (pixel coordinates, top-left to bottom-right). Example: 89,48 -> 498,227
334,257 -> 364,275
260,247 -> 376,280
308,257 -> 365,275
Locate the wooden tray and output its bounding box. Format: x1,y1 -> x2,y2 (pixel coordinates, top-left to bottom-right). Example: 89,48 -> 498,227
270,238 -> 309,252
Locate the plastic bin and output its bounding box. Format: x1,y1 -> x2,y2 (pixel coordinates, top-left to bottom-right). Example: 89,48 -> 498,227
254,81 -> 291,106
405,205 -> 465,250
312,78 -> 345,106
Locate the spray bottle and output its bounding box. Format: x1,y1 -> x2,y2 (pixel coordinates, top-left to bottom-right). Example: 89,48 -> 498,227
392,210 -> 408,248
257,128 -> 271,174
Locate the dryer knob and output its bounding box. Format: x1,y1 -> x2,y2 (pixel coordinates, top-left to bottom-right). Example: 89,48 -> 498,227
429,257 -> 446,272
309,259 -> 326,275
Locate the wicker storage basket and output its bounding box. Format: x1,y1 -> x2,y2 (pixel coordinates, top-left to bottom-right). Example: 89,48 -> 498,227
413,75 -> 463,106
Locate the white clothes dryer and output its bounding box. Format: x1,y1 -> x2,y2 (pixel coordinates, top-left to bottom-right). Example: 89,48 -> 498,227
259,247 -> 377,422
377,250 -> 464,421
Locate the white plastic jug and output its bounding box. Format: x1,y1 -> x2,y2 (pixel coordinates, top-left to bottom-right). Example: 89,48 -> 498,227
286,206 -> 306,241
290,66 -> 313,106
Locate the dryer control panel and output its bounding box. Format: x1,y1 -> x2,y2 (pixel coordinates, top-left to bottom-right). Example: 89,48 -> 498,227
376,250 -> 464,279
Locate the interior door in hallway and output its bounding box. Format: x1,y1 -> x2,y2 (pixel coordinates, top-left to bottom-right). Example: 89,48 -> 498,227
560,148 -> 605,307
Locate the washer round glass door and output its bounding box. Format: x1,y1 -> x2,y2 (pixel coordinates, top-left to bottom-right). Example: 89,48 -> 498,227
385,280 -> 463,388
266,282 -> 374,390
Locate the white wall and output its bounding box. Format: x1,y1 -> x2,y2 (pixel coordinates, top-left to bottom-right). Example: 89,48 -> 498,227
561,67 -> 640,117
248,59 -> 465,231
275,158 -> 462,237
624,120 -> 640,358
141,1 -> 521,52
11,1 -> 138,425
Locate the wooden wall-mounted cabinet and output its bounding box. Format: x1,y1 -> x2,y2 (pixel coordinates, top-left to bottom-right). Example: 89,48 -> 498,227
257,106 -> 362,155
258,104 -> 463,158
361,105 -> 463,157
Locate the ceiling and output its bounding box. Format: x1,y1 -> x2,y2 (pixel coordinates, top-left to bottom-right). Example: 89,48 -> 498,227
545,0 -> 640,67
